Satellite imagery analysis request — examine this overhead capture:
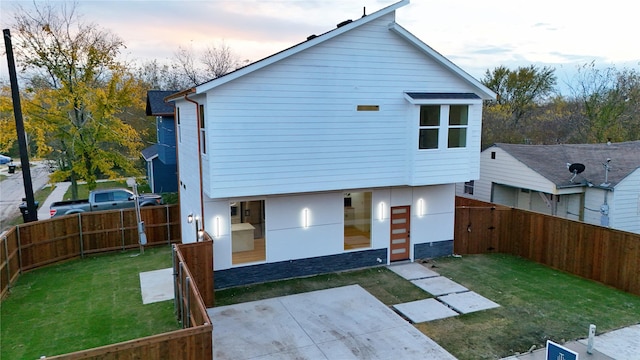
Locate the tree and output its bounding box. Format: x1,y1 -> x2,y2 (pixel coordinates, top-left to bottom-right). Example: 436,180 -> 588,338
11,1 -> 144,199
566,63 -> 640,143
0,83 -> 17,153
172,41 -> 245,88
482,65 -> 557,124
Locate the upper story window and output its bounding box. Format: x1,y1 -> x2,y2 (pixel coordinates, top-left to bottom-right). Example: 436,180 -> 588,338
418,104 -> 469,150
199,104 -> 206,155
419,105 -> 440,149
405,92 -> 479,151
448,105 -> 468,148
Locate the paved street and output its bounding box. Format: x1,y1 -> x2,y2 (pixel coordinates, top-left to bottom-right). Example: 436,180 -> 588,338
0,161 -> 51,228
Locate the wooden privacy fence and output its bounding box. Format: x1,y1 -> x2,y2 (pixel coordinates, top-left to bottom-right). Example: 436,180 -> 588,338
0,204 -> 181,300
43,238 -> 214,360
455,197 -> 640,297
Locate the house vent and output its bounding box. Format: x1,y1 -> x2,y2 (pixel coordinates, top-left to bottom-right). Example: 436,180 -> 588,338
337,19 -> 352,28
307,34 -> 317,41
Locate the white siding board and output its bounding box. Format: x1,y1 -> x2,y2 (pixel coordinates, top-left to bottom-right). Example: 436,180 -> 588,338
201,14 -> 482,198
611,169 -> 640,233
583,188 -> 607,227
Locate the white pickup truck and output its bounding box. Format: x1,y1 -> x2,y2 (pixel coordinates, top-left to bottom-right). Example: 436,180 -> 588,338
49,188 -> 162,218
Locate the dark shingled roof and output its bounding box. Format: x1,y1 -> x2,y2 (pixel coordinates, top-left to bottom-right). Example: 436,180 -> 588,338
493,141 -> 640,188
146,90 -> 177,116
141,144 -> 158,161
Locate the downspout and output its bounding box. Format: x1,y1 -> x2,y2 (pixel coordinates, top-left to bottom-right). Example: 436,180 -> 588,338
183,93 -> 206,233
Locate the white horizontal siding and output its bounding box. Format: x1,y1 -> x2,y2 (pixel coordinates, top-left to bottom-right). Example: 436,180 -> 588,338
202,13 -> 482,198
175,100 -> 204,243
611,169 -> 640,234
583,188 -> 607,227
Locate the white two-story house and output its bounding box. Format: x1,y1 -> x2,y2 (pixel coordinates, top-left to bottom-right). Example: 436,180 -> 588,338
168,0 -> 495,288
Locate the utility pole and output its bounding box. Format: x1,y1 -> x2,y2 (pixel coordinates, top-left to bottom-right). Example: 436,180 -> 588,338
4,29 -> 38,222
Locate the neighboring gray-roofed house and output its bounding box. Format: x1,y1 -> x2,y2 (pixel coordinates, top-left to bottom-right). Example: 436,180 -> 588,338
457,141 -> 640,234
142,90 -> 178,193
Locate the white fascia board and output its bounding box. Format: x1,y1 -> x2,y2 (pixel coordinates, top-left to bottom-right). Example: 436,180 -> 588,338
403,93 -> 483,105
196,0 -> 410,94
389,23 -> 497,101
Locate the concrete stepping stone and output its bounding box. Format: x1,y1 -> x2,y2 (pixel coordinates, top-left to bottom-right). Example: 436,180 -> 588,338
438,291 -> 500,314
139,268 -> 173,304
411,276 -> 468,296
388,263 -> 440,280
393,298 -> 459,323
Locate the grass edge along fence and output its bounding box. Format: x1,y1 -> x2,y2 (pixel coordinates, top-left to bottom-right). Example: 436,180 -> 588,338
42,240 -> 213,360
1,205 -> 215,360
0,204 -> 180,299
455,196 -> 640,297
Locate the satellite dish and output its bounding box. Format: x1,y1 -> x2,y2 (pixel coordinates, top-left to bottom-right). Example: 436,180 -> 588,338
568,163 -> 586,183
568,163 -> 585,174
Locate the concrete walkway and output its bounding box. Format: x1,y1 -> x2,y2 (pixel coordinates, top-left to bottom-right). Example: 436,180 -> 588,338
37,182 -> 71,219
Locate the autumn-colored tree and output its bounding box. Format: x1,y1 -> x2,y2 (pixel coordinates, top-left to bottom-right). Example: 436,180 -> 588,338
566,63 -> 640,143
10,1 -> 144,198
0,83 -> 17,154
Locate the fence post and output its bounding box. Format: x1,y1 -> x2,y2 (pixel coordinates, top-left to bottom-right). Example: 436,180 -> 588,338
78,213 -> 84,258
166,206 -> 171,245
16,225 -> 23,273
3,235 -> 10,289
120,210 -> 125,250
172,246 -> 178,318
185,276 -> 191,328
178,261 -> 184,327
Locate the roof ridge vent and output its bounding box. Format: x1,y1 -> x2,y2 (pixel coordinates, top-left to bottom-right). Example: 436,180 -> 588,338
337,19 -> 352,28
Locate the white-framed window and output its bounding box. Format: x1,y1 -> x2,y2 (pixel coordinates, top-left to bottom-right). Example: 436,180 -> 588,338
198,104 -> 206,154
418,104 -> 469,149
418,105 -> 440,149
448,105 -> 468,148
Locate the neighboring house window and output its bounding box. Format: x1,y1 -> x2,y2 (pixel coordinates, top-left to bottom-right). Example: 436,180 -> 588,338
199,104 -> 206,154
176,108 -> 181,143
418,105 -> 440,149
464,180 -> 474,195
448,105 -> 468,148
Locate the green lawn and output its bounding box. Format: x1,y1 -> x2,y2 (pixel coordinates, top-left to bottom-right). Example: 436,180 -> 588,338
216,254 -> 640,360
1,246 -> 179,359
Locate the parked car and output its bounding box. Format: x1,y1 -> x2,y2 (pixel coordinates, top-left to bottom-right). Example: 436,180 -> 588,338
0,154 -> 11,164
49,188 -> 163,218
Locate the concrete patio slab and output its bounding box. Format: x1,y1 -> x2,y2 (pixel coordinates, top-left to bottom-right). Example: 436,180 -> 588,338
249,345 -> 328,360
317,325 -> 456,359
387,262 -> 440,280
277,285 -> 407,343
578,324 -> 640,360
438,291 -> 500,314
139,267 -> 173,304
393,298 -> 459,323
210,298 -> 315,359
411,276 -> 468,296
208,285 -> 456,360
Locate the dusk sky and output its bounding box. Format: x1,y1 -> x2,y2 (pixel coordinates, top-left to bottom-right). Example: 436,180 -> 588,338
1,0 -> 639,87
